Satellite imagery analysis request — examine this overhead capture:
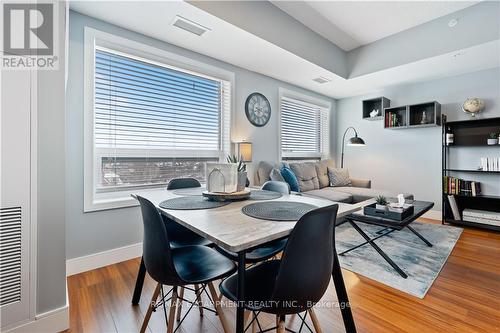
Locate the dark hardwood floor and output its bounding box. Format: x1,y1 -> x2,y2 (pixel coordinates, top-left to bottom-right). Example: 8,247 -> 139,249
65,219 -> 500,332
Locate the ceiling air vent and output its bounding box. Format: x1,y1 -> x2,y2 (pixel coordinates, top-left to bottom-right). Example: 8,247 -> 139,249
313,76 -> 332,84
172,16 -> 211,36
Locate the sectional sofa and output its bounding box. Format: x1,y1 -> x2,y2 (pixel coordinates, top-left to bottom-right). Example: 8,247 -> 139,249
255,160 -> 413,204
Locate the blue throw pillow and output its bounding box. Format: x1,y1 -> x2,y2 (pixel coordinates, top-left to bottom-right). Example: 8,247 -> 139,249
281,166 -> 300,192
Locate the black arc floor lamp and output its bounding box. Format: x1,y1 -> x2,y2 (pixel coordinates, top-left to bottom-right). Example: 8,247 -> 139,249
341,127 -> 366,168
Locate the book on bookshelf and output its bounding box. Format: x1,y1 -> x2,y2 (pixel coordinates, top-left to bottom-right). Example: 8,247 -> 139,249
443,176 -> 481,196
463,209 -> 500,221
462,215 -> 500,227
447,195 -> 461,220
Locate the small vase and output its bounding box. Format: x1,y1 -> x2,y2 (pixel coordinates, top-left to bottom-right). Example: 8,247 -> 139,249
237,171 -> 247,192
487,138 -> 498,145
376,204 -> 387,211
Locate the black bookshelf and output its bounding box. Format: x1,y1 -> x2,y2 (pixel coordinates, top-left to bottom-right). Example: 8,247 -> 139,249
442,115 -> 500,232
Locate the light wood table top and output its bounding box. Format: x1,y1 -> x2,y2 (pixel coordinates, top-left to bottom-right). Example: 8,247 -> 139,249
133,188 -> 371,253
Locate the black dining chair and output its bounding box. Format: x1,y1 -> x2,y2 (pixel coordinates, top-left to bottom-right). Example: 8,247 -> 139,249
214,181 -> 290,264
132,178 -> 213,321
136,196 -> 237,333
219,204 -> 341,333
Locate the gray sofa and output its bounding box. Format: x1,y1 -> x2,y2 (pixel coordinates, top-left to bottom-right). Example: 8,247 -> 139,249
255,160 -> 413,204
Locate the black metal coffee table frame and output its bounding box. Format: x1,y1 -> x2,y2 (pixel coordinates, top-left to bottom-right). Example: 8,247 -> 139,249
341,200 -> 434,279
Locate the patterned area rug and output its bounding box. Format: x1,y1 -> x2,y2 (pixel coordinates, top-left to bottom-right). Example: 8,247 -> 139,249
336,221 -> 463,298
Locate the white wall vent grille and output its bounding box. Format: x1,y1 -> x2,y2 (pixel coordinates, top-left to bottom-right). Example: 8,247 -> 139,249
0,207 -> 22,306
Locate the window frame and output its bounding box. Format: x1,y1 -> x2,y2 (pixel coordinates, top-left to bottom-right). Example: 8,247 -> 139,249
278,88 -> 331,161
84,28 -> 234,212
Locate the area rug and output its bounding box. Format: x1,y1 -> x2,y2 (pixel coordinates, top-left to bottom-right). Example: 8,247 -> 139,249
335,221 -> 463,298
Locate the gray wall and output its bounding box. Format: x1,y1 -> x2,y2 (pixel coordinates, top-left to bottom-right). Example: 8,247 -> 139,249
335,68 -> 500,211
36,1 -> 67,314
66,11 -> 335,260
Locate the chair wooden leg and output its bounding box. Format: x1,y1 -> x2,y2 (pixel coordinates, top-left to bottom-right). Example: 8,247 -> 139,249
176,287 -> 185,321
277,315 -> 285,333
308,308 -> 323,333
208,282 -> 230,333
194,284 -> 204,316
167,287 -> 178,333
244,310 -> 252,327
140,283 -> 161,333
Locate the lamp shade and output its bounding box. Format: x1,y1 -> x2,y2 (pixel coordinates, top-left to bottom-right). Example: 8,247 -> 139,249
237,142 -> 252,162
347,136 -> 365,146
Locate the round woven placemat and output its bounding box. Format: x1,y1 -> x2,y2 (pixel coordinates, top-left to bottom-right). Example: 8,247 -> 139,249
241,201 -> 317,221
249,190 -> 283,201
159,196 -> 230,210
171,187 -> 205,196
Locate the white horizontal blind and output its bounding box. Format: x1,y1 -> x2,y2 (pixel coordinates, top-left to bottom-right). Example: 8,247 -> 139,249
280,96 -> 329,158
94,47 -> 230,191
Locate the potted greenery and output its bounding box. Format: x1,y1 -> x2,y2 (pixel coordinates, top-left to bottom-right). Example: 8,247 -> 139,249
375,195 -> 388,211
487,132 -> 498,145
227,154 -> 247,191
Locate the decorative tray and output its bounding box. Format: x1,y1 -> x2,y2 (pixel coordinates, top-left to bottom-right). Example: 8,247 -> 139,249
363,203 -> 414,221
202,189 -> 251,202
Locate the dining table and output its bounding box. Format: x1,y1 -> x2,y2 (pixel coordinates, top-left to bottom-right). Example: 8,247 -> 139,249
132,187 -> 366,333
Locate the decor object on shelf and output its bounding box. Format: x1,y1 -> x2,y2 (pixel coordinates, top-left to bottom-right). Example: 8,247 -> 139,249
206,163 -> 238,193
370,109 -> 380,118
340,126 -> 366,168
487,132 -> 498,145
462,97 -> 485,117
245,92 -> 271,127
420,111 -> 428,124
227,154 -> 247,191
445,125 -> 454,145
375,195 -> 388,211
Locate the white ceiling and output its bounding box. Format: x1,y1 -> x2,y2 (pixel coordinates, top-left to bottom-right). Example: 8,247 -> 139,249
273,1 -> 479,51
69,1 -> 499,99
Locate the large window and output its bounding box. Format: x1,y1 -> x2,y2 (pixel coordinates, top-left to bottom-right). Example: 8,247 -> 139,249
85,29 -> 232,211
279,91 -> 330,160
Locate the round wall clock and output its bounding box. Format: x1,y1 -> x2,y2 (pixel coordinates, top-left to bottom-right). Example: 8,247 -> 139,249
245,92 -> 271,127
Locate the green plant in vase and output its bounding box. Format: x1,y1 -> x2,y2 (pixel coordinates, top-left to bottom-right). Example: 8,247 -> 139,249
226,154 -> 248,191
375,195 -> 388,211
487,132 -> 498,145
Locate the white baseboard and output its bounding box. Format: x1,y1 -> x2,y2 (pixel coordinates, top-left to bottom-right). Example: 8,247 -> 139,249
422,209 -> 442,220
66,242 -> 142,276
4,302 -> 69,333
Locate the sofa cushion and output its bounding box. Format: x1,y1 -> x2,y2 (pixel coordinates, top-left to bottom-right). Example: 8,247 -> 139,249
333,187 -> 414,204
303,188 -> 353,203
256,161 -> 274,185
269,168 -> 285,182
315,160 -> 334,188
289,162 -> 320,192
281,166 -> 300,192
328,168 -> 352,187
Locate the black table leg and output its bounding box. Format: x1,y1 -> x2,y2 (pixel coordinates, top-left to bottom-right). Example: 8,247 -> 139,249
236,251 -> 246,333
348,220 -> 408,279
406,225 -> 433,247
132,256 -> 146,305
332,247 -> 357,333
338,228 -> 395,256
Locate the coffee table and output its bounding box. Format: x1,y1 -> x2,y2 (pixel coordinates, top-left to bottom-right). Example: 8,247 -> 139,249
341,200 -> 434,278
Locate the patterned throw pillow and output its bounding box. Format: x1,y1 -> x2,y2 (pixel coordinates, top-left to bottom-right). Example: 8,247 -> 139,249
328,168 -> 352,187
269,168 -> 285,182
281,166 -> 300,192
